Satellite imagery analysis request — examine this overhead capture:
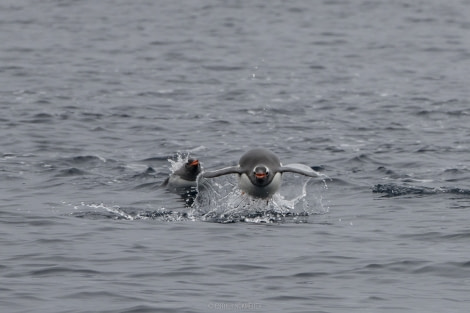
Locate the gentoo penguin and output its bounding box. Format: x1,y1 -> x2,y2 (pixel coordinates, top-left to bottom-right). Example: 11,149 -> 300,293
162,158 -> 201,198
202,148 -> 319,199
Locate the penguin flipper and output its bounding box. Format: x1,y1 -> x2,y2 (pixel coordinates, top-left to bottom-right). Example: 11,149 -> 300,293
279,163 -> 320,177
202,166 -> 241,178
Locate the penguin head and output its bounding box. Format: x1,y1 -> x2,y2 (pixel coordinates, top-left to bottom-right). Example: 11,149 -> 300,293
180,159 -> 201,180
250,165 -> 271,186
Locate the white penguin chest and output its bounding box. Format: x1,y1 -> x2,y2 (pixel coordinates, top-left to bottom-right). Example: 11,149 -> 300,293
167,175 -> 197,192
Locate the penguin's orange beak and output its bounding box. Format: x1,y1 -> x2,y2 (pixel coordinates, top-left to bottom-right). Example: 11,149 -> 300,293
189,159 -> 199,166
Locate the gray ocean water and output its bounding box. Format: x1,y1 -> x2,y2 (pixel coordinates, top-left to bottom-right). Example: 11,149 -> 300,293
2,0 -> 470,312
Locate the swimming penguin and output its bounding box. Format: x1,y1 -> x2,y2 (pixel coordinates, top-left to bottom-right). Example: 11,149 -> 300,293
162,158 -> 201,201
202,148 -> 319,199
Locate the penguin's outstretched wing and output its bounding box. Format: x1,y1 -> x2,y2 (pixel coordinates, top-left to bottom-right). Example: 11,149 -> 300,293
279,163 -> 321,177
202,166 -> 242,178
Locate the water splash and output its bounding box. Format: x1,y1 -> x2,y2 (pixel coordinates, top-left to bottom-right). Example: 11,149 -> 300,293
191,175 -> 329,223
69,158 -> 329,224
70,202 -> 192,222
168,152 -> 191,173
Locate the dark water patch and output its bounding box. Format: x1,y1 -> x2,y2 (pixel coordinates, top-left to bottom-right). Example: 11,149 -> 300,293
54,167 -> 89,177
439,168 -> 470,185
373,184 -> 436,197
218,263 -> 269,272
159,270 -> 207,278
63,155 -> 109,165
415,145 -> 441,153
133,182 -> 162,190
360,260 -> 429,274
30,112 -> 53,121
135,90 -> 179,98
139,156 -> 171,164
412,262 -> 470,278
271,106 -> 306,116
348,154 -> 385,166
376,166 -> 409,179
34,238 -> 69,245
292,271 -> 328,278
91,126 -> 107,131
202,65 -> 245,71
309,64 -> 326,70
80,112 -> 104,120
20,112 -> 70,124
442,232 -> 470,240
47,156 -> 118,177
264,295 -> 319,301
325,145 -> 346,153
24,218 -> 63,227
114,305 -> 175,313
29,266 -> 101,277
311,39 -> 348,46
218,89 -> 249,101
130,166 -> 157,179
35,99 -> 51,105
110,112 -> 132,119
442,168 -> 467,175
129,124 -> 167,132
311,165 -> 325,172
61,290 -> 131,300
373,183 -> 470,197
444,109 -> 469,116
400,231 -> 470,242
399,231 -> 447,241
442,187 -> 470,195
417,108 -> 470,117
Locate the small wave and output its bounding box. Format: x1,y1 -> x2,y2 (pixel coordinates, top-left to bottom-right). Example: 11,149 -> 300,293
29,266 -> 100,277
372,183 -> 470,197
360,260 -> 470,279
68,155 -> 108,164
202,65 -> 245,71
47,155 -> 111,173
372,183 -> 437,196
54,167 -> 89,177
130,167 -> 157,179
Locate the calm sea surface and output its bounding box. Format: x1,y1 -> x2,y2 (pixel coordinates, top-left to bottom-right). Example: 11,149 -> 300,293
2,1 -> 470,312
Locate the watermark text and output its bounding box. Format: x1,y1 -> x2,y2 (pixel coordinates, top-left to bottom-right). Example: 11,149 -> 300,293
207,302 -> 263,311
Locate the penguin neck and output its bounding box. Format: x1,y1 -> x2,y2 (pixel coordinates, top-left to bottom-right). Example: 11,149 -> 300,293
174,167 -> 200,181
239,172 -> 282,199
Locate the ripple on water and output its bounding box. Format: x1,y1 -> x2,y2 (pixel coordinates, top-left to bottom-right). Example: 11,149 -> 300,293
373,183 -> 470,197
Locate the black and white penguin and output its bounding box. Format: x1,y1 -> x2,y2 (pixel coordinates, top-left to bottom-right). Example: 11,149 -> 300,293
162,158 -> 201,199
202,148 -> 319,199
